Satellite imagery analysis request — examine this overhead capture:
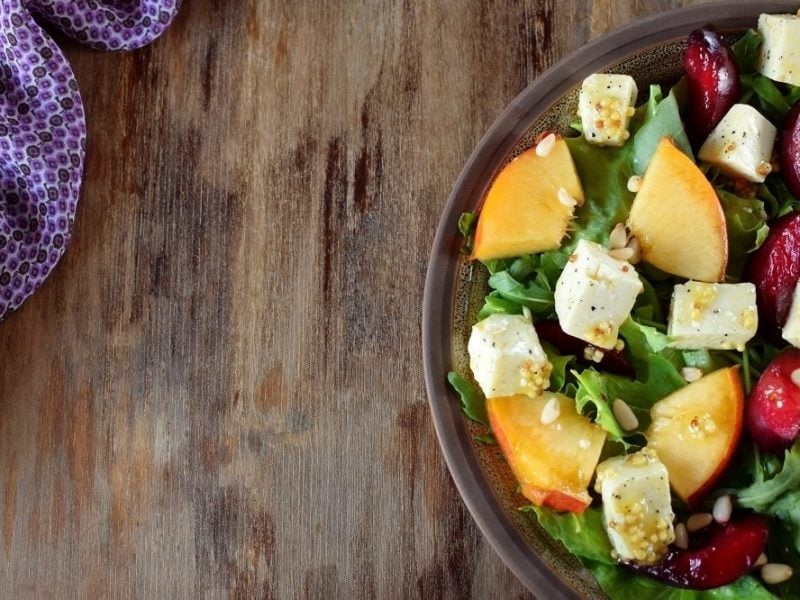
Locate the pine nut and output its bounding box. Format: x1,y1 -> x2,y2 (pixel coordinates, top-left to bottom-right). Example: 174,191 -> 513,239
674,523 -> 688,549
762,563 -> 793,585
535,133 -> 557,157
627,175 -> 643,193
609,247 -> 634,262
686,512 -> 713,532
557,187 -> 577,208
712,495 -> 732,524
540,397 -> 561,425
612,399 -> 638,431
754,553 -> 768,568
609,222 -> 628,249
681,367 -> 703,383
791,368 -> 800,387
625,236 -> 642,264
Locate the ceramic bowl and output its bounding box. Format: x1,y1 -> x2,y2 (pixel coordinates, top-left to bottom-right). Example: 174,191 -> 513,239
422,2 -> 799,597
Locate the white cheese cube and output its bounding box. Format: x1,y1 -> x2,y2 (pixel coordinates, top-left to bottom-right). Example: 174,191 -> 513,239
667,281 -> 758,350
697,104 -> 776,183
554,239 -> 643,349
467,313 -> 552,399
578,74 -> 638,147
782,279 -> 800,347
594,448 -> 675,565
758,13 -> 800,86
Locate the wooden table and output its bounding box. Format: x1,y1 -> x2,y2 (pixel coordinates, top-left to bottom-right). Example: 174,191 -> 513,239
0,0 -> 718,597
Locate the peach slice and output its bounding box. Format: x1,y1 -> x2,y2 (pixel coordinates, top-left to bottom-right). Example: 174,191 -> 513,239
472,137 -> 584,261
646,367 -> 743,507
627,137 -> 728,282
488,393 -> 606,513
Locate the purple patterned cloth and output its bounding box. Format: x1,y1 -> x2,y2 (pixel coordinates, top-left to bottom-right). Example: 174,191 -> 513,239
0,1 -> 180,319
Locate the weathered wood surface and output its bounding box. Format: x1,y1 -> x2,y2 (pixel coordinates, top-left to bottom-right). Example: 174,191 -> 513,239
0,1 -> 718,598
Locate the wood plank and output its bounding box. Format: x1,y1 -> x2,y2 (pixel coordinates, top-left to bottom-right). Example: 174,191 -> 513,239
0,1 -> 720,597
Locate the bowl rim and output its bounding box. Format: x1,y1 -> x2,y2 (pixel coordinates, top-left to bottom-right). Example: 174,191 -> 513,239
422,1 -> 800,596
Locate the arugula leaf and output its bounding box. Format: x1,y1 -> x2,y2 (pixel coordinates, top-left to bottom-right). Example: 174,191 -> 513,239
769,490 -> 800,553
486,271 -> 555,317
633,85 -> 694,175
732,29 -> 761,75
716,189 -> 769,279
589,561 -> 776,600
574,368 -> 627,441
738,444 -> 800,512
446,372 -> 489,427
759,177 -> 800,220
619,318 -> 685,376
574,354 -> 685,440
542,342 -> 573,393
746,73 -> 792,124
522,505 -> 614,565
476,291 -> 522,320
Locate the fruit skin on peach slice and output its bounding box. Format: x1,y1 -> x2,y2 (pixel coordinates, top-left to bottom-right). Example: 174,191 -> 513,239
626,137 -> 728,282
487,393 -> 606,513
645,367 -> 743,508
471,137 -> 584,261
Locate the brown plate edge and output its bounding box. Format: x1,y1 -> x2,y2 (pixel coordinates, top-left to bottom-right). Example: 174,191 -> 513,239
422,1 -> 799,597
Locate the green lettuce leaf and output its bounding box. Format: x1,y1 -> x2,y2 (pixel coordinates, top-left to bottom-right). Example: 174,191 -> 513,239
589,562 -> 775,600
486,271 -> 554,317
565,137 -> 635,250
522,505 -> 614,565
732,29 -> 761,75
542,342 -> 573,393
716,189 -> 769,280
738,444 -> 800,512
633,85 -> 693,175
574,354 -> 685,441
525,504 -> 776,599
446,372 -> 489,427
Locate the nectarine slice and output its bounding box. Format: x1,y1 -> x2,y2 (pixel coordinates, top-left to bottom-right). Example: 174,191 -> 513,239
472,137 -> 584,261
488,393 -> 606,513
627,137 -> 728,282
646,367 -> 743,507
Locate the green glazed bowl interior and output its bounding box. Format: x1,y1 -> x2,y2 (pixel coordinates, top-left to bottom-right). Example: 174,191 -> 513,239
423,2 -> 800,598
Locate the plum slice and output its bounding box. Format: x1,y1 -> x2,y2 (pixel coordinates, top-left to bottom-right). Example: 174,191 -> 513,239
627,514 -> 768,589
747,349 -> 800,454
745,212 -> 800,340
534,320 -> 635,377
684,27 -> 741,144
780,102 -> 800,198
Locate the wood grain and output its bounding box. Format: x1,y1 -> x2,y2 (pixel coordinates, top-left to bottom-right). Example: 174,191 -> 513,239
0,0 -> 719,598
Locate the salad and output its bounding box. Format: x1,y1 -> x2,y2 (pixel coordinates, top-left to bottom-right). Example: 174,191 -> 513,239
449,11 -> 800,600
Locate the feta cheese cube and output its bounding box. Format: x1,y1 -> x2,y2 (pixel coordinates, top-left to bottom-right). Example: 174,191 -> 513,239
594,448 -> 675,565
667,281 -> 758,350
467,313 -> 552,399
554,239 -> 643,349
697,104 -> 776,183
758,13 -> 800,86
578,74 -> 638,147
782,279 -> 800,347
